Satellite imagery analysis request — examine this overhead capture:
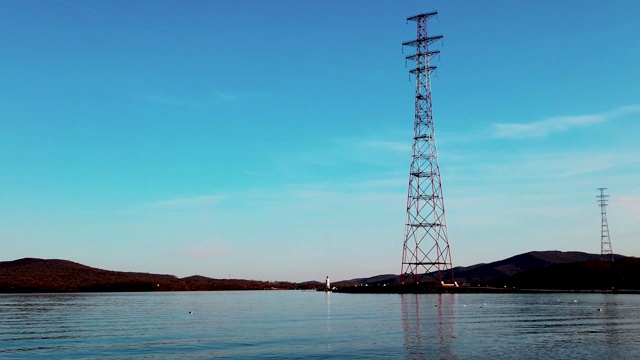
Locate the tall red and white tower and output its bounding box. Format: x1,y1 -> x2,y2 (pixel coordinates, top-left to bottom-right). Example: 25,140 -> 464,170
400,12 -> 454,284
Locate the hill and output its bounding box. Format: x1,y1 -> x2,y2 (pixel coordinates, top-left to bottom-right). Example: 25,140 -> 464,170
338,251 -> 623,286
0,258 -> 300,293
2,251 -> 635,293
501,256 -> 640,290
337,251 -> 640,293
451,251 -> 619,283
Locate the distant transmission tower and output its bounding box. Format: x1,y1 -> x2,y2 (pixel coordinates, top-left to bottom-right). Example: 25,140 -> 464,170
597,188 -> 614,262
400,11 -> 454,284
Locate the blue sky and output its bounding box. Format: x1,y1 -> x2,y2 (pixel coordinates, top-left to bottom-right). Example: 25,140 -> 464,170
1,0 -> 639,282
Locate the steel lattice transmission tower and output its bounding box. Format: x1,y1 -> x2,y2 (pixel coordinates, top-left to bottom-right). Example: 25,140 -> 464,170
400,11 -> 454,284
597,188 -> 614,262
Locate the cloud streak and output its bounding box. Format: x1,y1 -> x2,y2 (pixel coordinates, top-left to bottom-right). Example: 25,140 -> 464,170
493,105 -> 640,139
131,91 -> 241,108
53,0 -> 149,27
614,196 -> 640,222
616,196 -> 640,206
134,195 -> 225,211
176,243 -> 233,260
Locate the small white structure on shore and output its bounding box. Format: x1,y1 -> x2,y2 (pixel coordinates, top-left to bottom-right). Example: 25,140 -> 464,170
325,276 -> 331,291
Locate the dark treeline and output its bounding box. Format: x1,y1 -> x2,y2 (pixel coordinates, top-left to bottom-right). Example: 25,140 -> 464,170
500,257 -> 640,291
0,258 -> 314,293
4,254 -> 640,294
337,257 -> 640,294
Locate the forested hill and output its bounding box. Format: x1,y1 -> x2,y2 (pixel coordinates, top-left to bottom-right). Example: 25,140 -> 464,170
336,251 -> 616,286
3,251 -> 639,293
0,258 -> 301,293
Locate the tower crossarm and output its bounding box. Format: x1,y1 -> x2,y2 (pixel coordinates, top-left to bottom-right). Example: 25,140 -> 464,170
407,11 -> 438,22
409,66 -> 438,75
405,50 -> 440,61
402,35 -> 443,48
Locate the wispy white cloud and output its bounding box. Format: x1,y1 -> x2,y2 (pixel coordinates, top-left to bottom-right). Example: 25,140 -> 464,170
131,90 -> 243,108
492,104 -> 640,139
176,242 -> 233,260
53,0 -> 149,27
270,131 -> 410,173
613,196 -> 640,219
606,104 -> 640,117
134,195 -> 226,211
616,196 -> 640,207
356,140 -> 411,153
553,153 -> 640,178
494,114 -> 604,139
612,196 -> 640,225
215,91 -> 238,101
131,92 -> 209,108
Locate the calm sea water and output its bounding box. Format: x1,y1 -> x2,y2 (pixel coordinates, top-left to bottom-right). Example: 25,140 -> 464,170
1,291 -> 639,359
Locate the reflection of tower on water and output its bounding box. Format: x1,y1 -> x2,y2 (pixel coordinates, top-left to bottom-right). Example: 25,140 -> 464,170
325,291 -> 332,350
602,296 -> 622,359
401,293 -> 457,359
401,294 -> 425,358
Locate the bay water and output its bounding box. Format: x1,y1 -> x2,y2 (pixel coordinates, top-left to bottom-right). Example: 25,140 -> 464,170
1,291 -> 639,359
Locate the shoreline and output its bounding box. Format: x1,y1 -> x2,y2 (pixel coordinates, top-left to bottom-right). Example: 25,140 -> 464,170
332,285 -> 640,295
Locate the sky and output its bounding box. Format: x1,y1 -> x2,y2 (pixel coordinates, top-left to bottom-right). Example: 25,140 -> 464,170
1,0 -> 639,282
